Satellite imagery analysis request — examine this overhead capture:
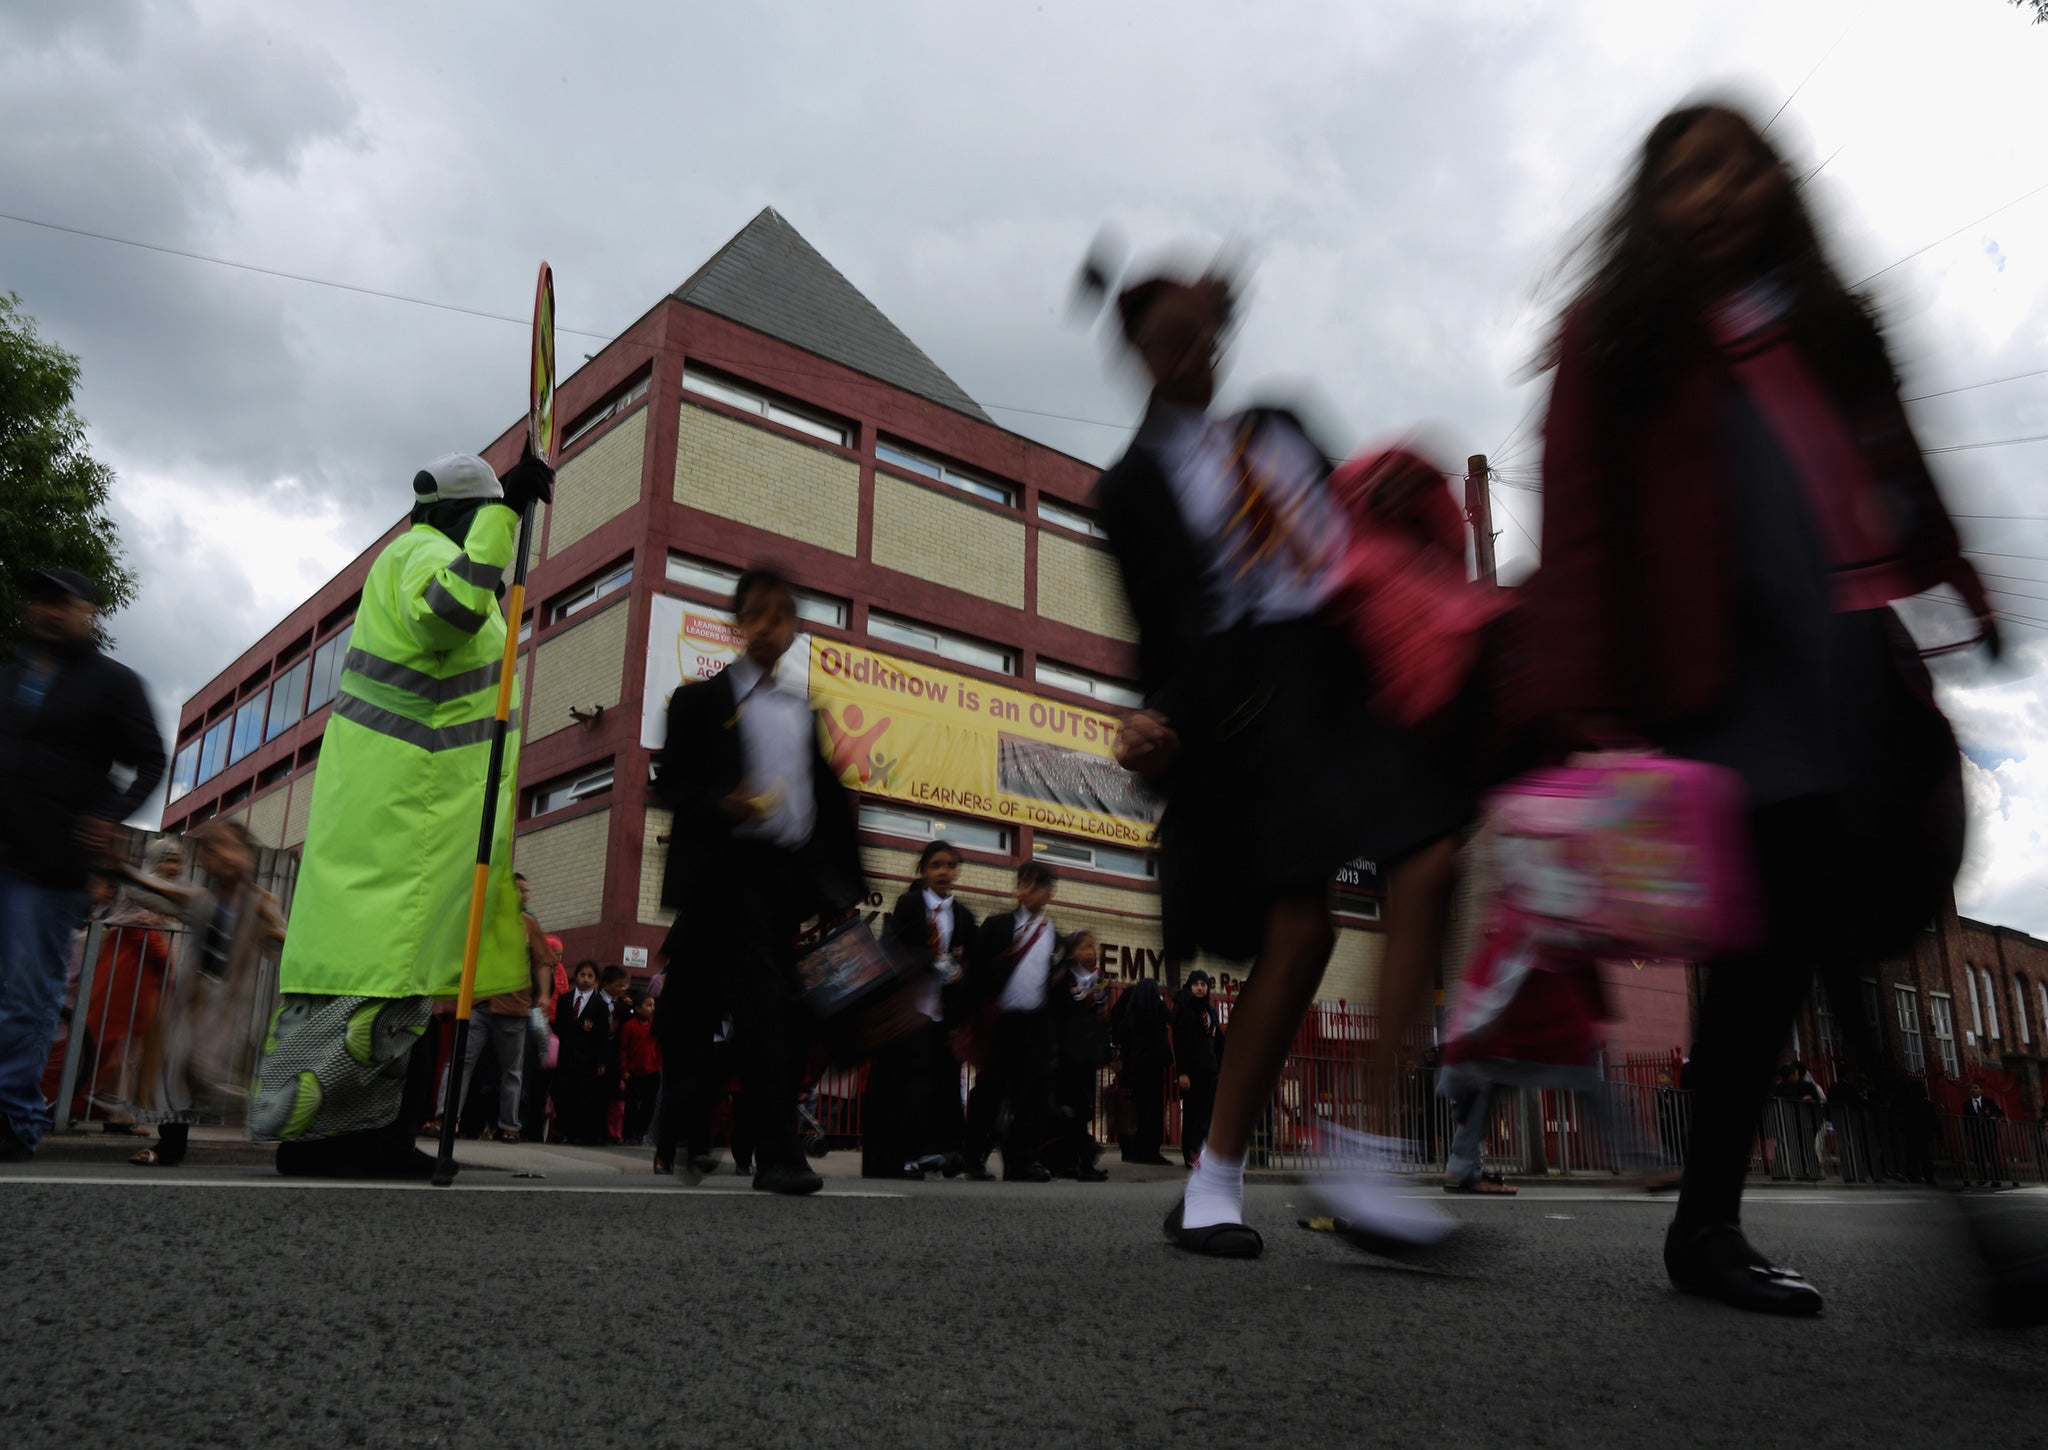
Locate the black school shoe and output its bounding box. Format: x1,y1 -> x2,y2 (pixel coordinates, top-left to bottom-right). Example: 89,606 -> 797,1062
0,1122 -> 32,1163
1664,1222 -> 1822,1317
1164,1197 -> 1263,1258
753,1162 -> 824,1196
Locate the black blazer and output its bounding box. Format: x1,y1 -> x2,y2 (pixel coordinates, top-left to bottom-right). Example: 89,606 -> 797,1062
1171,990 -> 1218,1080
652,663 -> 863,920
887,887 -> 978,1026
965,910 -> 1057,1016
554,990 -> 612,1074
1093,405 -> 1330,735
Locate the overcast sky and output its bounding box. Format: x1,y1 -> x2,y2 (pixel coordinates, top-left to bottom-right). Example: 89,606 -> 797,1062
3,0 -> 2044,932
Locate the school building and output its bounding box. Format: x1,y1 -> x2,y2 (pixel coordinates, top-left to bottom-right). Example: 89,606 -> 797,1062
157,208 -> 1392,1002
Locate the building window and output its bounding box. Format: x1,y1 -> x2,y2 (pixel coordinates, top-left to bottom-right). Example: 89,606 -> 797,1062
306,622 -> 354,714
197,718 -> 231,786
168,739 -> 201,804
876,439 -> 1016,508
1966,963 -> 1984,1037
1982,969 -> 2001,1040
527,763 -> 615,818
664,553 -> 848,628
1033,833 -> 1156,881
1816,993 -> 1841,1057
265,659 -> 309,742
228,692 -> 267,765
562,375 -> 650,449
868,611 -> 1016,675
2038,983 -> 2048,1047
857,802 -> 1011,855
1859,977 -> 1880,1032
1929,993 -> 1961,1077
1034,660 -> 1142,709
684,368 -> 849,446
1894,985 -> 1926,1075
1037,497 -> 1108,539
548,560 -> 633,625
2014,977 -> 2031,1046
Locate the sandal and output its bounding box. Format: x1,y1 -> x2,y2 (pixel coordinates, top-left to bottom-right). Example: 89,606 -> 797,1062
1163,1198 -> 1264,1258
495,1130 -> 522,1145
129,1148 -> 163,1166
1444,1171 -> 1518,1195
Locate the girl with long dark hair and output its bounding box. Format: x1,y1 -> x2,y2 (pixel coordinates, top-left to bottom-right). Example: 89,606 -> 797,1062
1530,102 -> 1997,1315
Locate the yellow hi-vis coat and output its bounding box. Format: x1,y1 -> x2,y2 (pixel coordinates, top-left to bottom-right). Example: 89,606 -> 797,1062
278,505 -> 527,1000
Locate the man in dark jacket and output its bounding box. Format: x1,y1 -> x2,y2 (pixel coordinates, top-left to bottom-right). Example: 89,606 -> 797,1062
0,568 -> 165,1160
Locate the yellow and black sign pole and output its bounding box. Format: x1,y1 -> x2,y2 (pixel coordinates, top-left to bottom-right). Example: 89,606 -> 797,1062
432,261 -> 554,1187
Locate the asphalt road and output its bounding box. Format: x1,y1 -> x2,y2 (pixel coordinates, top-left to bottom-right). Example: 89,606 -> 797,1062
3,1154 -> 2043,1450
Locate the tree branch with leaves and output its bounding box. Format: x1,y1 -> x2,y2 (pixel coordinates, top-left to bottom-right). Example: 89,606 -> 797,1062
0,293 -> 136,644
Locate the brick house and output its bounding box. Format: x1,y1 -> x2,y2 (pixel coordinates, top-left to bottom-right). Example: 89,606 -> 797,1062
158,208 -> 1392,1000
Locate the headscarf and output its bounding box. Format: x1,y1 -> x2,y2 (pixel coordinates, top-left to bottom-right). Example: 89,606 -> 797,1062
106,838 -> 185,929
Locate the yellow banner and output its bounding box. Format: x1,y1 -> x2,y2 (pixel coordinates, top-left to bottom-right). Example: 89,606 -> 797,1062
809,638 -> 1157,848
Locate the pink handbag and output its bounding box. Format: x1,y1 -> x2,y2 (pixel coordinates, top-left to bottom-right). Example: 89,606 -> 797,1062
1484,753 -> 1762,961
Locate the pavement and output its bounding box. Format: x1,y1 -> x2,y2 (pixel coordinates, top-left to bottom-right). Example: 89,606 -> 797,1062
3,1142 -> 2044,1450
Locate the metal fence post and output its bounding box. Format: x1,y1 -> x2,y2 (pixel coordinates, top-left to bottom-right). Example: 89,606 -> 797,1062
52,920 -> 106,1134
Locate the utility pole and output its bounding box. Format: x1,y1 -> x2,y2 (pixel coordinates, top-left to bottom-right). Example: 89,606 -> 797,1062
1462,453 -> 1543,1169
1465,454 -> 1498,586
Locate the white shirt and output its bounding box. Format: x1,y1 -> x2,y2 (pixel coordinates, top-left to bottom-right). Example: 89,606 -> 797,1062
572,989 -> 592,1018
996,911 -> 1056,1015
1149,405 -> 1347,632
725,653 -> 816,851
911,889 -> 958,1022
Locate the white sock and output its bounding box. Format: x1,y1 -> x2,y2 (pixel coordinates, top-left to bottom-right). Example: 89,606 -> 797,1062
1182,1146 -> 1247,1230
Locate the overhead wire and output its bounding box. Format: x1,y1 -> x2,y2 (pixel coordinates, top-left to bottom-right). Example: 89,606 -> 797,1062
5,198 -> 2046,457
0,208 -> 1145,437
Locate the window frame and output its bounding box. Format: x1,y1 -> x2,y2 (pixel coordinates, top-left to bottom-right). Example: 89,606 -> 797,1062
1982,969 -> 2001,1040
1037,496 -> 1109,539
306,622 -> 354,715
197,719 -> 231,786
1032,832 -> 1157,881
228,691 -> 267,765
1929,992 -> 1961,1078
683,368 -> 850,447
561,374 -> 651,450
2014,977 -> 2031,1046
856,802 -> 1013,856
546,560 -> 634,626
664,554 -> 848,629
527,762 -> 616,819
1033,659 -> 1143,709
265,658 -> 310,742
1893,984 -> 1926,1075
168,739 -> 201,804
868,610 -> 1016,676
876,439 -> 1018,509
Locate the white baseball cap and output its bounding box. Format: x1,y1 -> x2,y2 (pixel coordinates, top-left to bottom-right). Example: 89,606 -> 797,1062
412,453 -> 503,504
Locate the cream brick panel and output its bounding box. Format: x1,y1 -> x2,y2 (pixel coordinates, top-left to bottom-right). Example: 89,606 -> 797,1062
517,808 -> 611,931
547,411 -> 645,558
675,404 -> 858,555
283,770 -> 316,848
1314,928 -> 1386,1007
248,789 -> 288,849
871,475 -> 1025,609
639,807 -> 676,928
1037,532 -> 1137,643
526,605 -> 629,744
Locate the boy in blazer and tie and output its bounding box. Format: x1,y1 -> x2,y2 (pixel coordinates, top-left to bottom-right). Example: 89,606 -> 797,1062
863,840 -> 978,1179
552,961 -> 612,1145
960,862 -> 1061,1182
650,565 -> 864,1196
